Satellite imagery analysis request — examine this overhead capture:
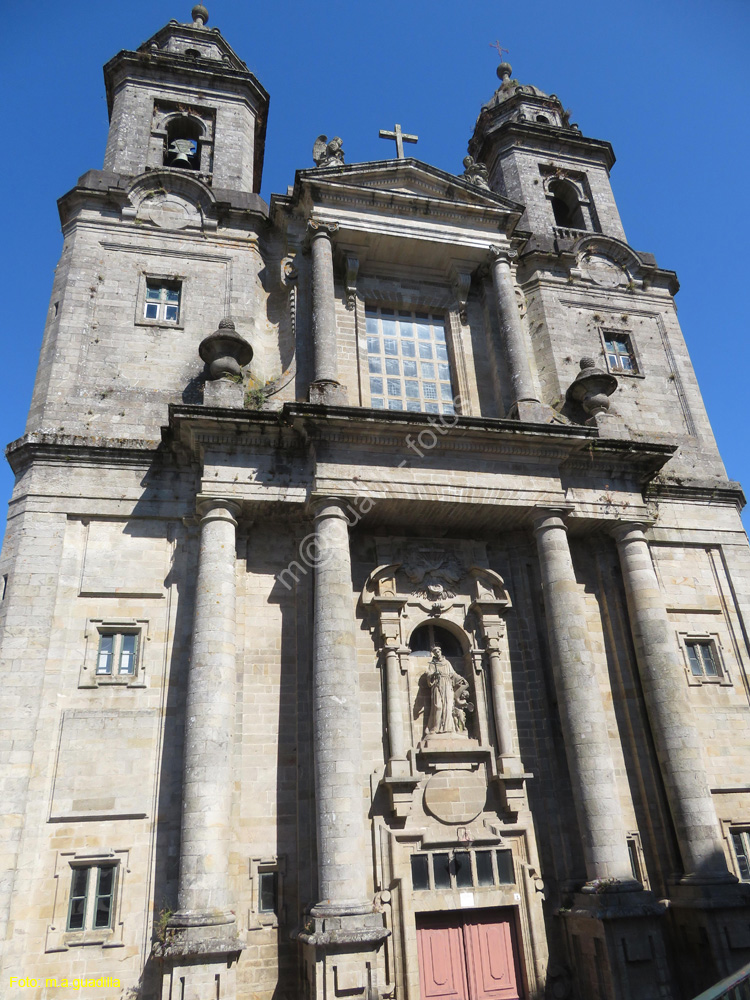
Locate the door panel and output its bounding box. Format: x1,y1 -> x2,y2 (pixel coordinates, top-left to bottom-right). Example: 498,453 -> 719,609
464,914 -> 521,1000
417,921 -> 470,1000
416,910 -> 522,1000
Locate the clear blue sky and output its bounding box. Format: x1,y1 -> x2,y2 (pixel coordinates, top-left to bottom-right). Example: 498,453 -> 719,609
1,0 -> 748,538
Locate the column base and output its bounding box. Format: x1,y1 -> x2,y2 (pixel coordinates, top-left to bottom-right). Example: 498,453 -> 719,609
298,910 -> 390,1000
309,379 -> 348,405
666,879 -> 750,996
157,909 -> 241,959
560,886 -> 673,1000
298,906 -> 390,947
159,954 -> 239,1000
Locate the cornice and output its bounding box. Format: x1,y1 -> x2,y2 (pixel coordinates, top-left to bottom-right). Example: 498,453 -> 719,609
5,432 -> 163,475
645,478 -> 746,511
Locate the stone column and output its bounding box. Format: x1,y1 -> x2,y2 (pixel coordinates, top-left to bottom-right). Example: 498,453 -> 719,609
308,220 -> 346,405
612,523 -> 735,883
310,498 -> 373,915
533,510 -> 636,885
489,246 -> 542,422
169,497 -> 241,947
384,644 -> 406,762
485,638 -> 514,759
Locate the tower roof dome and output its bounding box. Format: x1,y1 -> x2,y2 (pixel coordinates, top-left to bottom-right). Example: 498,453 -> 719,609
481,62 -> 550,112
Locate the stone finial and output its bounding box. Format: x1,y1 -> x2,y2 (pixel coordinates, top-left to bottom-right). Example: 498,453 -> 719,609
497,61 -> 512,83
566,357 -> 618,423
312,135 -> 345,168
191,4 -> 209,26
199,318 -> 252,380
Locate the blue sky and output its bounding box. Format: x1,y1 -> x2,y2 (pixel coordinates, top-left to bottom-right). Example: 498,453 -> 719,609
1,0 -> 748,537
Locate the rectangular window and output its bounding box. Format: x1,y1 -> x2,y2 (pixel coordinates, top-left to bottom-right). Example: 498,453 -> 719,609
603,333 -> 638,374
66,865 -> 116,932
96,632 -> 139,677
259,871 -> 278,914
144,280 -> 181,323
365,307 -> 455,415
686,640 -> 719,678
410,848 -> 515,892
731,830 -> 750,881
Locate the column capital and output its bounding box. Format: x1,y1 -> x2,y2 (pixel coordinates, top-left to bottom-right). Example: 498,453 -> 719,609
195,496 -> 241,525
531,506 -> 574,534
311,495 -> 353,524
610,520 -> 651,544
488,244 -> 517,265
305,218 -> 340,246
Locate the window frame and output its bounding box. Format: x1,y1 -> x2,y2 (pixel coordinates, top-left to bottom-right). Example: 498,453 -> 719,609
362,306 -> 458,416
80,619 -> 149,689
677,631 -> 731,687
410,847 -> 515,893
248,856 -> 285,930
729,829 -> 750,882
599,328 -> 644,378
134,273 -> 186,330
46,849 -> 128,952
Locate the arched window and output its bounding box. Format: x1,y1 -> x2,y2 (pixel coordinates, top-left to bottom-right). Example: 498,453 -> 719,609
409,622 -> 463,658
165,116 -> 202,170
549,178 -> 586,230
536,114 -> 550,124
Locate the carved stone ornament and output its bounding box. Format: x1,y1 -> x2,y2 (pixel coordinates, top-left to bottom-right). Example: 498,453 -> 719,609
402,545 -> 463,587
141,191 -> 201,230
424,769 -> 486,825
462,155 -> 491,191
312,134 -> 346,168
198,318 -> 253,379
566,357 -> 618,421
579,252 -> 625,288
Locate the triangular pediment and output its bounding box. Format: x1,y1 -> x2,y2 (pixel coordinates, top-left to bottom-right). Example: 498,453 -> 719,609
295,158 -> 523,220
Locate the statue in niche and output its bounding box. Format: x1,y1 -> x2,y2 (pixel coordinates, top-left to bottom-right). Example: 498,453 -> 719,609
462,155 -> 491,191
425,646 -> 474,735
312,134 -> 346,168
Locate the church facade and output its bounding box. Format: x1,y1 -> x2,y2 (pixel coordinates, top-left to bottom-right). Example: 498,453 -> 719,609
1,7 -> 749,1000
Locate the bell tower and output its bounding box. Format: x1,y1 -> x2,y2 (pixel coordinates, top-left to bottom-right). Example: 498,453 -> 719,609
469,61 -> 626,241
103,4 -> 268,192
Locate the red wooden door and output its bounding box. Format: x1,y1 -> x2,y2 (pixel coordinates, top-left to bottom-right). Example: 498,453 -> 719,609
416,920 -> 470,1000
417,911 -> 523,1000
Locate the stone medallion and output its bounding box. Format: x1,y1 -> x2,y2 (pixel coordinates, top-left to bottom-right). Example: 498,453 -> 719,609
423,769 -> 486,825
579,252 -> 625,288
143,192 -> 201,230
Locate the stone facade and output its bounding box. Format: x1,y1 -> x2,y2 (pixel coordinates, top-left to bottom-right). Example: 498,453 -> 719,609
1,11 -> 749,1000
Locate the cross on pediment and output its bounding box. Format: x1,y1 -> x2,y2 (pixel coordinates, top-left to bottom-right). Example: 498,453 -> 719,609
378,123 -> 418,159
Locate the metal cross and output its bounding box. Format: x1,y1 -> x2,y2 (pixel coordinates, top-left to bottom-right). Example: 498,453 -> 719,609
378,123 -> 418,159
490,40 -> 509,60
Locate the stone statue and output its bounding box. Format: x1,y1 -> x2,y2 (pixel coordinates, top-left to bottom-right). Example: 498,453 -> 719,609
312,135 -> 346,168
425,646 -> 473,735
462,155 -> 490,191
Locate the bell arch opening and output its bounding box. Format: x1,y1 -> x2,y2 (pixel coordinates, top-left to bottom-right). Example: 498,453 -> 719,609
165,116 -> 203,170
549,178 -> 587,230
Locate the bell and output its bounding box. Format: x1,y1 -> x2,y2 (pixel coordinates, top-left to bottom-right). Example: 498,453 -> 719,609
168,139 -> 195,167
